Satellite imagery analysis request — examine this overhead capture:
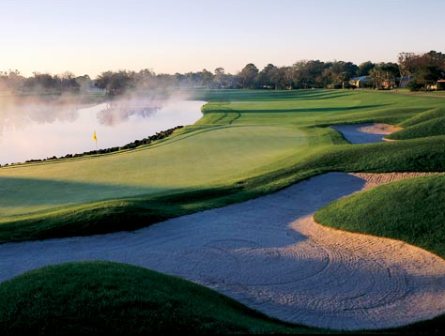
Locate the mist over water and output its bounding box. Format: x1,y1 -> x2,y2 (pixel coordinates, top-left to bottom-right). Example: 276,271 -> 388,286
0,95 -> 204,165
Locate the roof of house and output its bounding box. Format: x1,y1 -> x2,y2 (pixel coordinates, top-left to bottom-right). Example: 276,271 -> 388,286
350,76 -> 370,81
437,79 -> 445,83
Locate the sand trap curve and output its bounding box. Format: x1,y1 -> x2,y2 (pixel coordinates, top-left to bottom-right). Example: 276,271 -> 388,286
1,172 -> 445,330
332,123 -> 401,144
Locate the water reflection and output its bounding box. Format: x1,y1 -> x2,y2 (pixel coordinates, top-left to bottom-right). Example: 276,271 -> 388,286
96,99 -> 161,126
0,95 -> 203,165
0,96 -> 81,136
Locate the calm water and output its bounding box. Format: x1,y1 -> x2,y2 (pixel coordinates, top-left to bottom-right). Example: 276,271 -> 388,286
0,98 -> 204,165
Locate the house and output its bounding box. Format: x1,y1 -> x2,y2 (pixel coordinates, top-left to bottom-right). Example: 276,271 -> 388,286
399,76 -> 413,88
349,76 -> 373,88
382,79 -> 396,90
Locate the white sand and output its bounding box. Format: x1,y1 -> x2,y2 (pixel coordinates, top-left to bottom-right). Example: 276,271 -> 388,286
1,172 -> 444,330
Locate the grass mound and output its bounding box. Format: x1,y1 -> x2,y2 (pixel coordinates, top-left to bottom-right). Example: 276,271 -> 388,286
399,107 -> 445,128
0,261 -> 313,335
388,116 -> 445,140
315,174 -> 445,334
314,175 -> 445,258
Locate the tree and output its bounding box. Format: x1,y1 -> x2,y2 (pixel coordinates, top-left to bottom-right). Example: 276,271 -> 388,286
57,72 -> 80,93
322,61 -> 359,88
258,64 -> 280,89
0,70 -> 24,92
398,52 -> 419,77
95,70 -> 135,96
135,69 -> 156,91
238,63 -> 259,89
357,61 -> 375,76
369,63 -> 399,89
277,66 -> 293,89
398,51 -> 445,90
214,67 -> 231,89
292,60 -> 327,89
199,69 -> 214,87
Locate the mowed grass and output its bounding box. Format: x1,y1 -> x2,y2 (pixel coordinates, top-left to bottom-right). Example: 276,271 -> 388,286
0,125 -> 309,216
0,261 -> 320,335
386,106 -> 445,140
1,89 -> 445,242
314,175 -> 445,258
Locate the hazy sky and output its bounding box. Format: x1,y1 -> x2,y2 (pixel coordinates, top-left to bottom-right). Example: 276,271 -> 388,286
0,0 -> 443,77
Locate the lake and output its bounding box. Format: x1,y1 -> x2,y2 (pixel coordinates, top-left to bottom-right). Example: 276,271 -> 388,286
0,96 -> 204,165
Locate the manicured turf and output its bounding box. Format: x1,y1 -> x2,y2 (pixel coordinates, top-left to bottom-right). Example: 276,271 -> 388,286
0,261 -> 318,335
387,115 -> 445,140
1,89 -> 445,242
314,175 -> 445,258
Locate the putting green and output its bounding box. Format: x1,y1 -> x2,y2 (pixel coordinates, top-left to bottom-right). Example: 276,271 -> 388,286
0,125 -> 314,217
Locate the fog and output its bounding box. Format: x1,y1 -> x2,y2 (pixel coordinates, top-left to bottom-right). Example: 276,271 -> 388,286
0,92 -> 203,165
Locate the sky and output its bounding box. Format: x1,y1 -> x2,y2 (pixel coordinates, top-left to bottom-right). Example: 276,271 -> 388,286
0,0 -> 443,77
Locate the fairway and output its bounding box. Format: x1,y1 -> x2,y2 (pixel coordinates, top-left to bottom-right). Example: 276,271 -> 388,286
1,89 -> 445,241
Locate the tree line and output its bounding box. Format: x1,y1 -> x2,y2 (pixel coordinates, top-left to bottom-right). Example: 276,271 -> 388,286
1,50 -> 444,95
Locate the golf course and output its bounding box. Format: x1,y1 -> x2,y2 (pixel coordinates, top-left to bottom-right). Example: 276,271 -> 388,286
1,89 -> 445,334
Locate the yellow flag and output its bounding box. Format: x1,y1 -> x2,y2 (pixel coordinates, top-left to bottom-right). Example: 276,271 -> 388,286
92,130 -> 97,142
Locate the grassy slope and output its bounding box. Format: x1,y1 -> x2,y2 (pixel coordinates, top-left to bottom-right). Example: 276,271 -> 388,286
314,175 -> 445,257
314,175 -> 445,335
1,89 -> 445,242
0,261 -> 319,335
386,106 -> 445,140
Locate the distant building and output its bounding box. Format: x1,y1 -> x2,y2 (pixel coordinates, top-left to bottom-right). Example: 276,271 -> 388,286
399,76 -> 413,88
349,76 -> 373,88
382,79 -> 396,90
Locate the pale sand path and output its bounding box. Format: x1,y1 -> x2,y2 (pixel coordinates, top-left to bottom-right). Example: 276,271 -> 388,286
1,172 -> 445,330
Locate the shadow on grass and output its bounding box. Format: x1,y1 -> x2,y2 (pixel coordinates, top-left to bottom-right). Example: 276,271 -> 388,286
212,104 -> 387,114
1,135 -> 445,244
0,175 -> 249,243
194,89 -> 357,102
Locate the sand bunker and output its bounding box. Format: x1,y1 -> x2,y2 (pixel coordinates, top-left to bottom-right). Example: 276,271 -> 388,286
352,172 -> 440,190
332,123 -> 401,144
1,172 -> 444,330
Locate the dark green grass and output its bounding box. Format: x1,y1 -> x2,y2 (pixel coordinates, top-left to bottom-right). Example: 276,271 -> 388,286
314,175 -> 445,257
398,107 -> 445,127
387,116 -> 445,140
0,259 -> 440,335
0,261 -> 319,335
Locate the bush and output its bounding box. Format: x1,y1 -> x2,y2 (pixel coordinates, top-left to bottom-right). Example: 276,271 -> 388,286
407,79 -> 423,91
